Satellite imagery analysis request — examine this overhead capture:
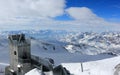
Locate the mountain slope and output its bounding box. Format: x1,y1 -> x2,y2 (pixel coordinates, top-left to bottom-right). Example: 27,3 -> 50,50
61,32 -> 120,55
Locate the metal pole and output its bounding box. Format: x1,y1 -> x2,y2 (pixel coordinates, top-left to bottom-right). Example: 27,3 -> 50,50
81,63 -> 83,72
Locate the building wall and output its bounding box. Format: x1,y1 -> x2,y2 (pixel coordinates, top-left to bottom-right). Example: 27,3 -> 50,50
8,34 -> 32,75
9,40 -> 19,71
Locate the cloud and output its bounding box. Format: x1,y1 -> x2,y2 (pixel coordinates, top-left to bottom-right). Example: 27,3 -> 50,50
66,7 -> 103,21
0,1 -> 120,32
0,18 -> 119,32
0,0 -> 65,18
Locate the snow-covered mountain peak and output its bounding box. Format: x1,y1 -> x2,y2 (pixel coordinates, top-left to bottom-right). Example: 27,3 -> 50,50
0,30 -> 120,55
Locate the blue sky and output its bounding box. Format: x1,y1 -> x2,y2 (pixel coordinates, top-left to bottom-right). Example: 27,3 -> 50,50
0,0 -> 119,32
55,0 -> 120,22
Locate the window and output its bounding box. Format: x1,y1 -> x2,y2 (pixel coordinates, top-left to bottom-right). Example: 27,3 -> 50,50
14,51 -> 17,55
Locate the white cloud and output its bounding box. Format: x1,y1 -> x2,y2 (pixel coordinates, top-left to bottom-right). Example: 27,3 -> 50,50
0,18 -> 119,32
0,0 -> 65,18
66,7 -> 103,21
63,7 -> 120,32
0,1 -> 120,32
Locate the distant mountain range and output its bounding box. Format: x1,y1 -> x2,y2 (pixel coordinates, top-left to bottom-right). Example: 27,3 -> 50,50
61,32 -> 120,55
0,30 -> 120,55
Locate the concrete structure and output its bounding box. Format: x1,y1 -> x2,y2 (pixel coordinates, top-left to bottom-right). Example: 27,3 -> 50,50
5,34 -> 70,75
5,34 -> 32,75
